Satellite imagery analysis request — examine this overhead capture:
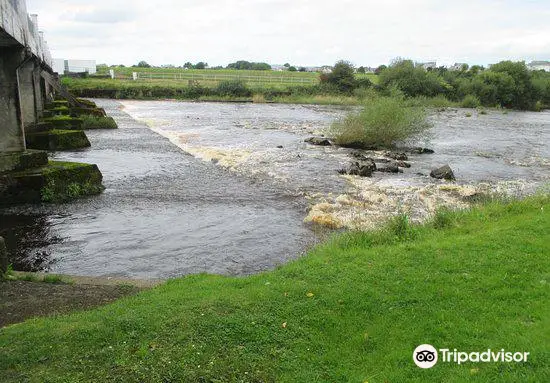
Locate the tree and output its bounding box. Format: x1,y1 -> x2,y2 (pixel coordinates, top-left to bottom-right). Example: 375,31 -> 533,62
489,61 -> 537,109
136,61 -> 151,68
375,65 -> 387,75
195,62 -> 207,69
298,67 -> 307,72
322,60 -> 357,93
378,58 -> 443,97
357,66 -> 366,74
284,63 -> 290,68
183,62 -> 193,69
288,66 -> 297,72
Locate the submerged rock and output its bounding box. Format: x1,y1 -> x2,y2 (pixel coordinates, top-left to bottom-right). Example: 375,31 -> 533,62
377,164 -> 400,173
396,160 -> 411,168
340,160 -> 375,177
430,165 -> 456,180
305,137 -> 331,146
410,147 -> 435,154
384,151 -> 408,161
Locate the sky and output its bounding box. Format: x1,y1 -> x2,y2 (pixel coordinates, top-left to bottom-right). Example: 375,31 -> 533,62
26,0 -> 550,68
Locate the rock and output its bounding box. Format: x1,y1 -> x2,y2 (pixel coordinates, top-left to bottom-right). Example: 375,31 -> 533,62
276,145 -> 284,149
377,164 -> 400,173
396,161 -> 411,168
384,151 -> 408,161
0,236 -> 8,275
305,137 -> 331,146
410,147 -> 435,154
374,158 -> 392,163
430,165 -> 455,180
340,161 -> 374,177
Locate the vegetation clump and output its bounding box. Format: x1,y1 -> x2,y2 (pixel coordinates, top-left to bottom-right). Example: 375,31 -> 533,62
214,80 -> 252,97
329,95 -> 432,148
81,115 -> 118,129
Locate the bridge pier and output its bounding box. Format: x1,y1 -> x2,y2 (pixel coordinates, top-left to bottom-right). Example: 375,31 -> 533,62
0,46 -> 28,153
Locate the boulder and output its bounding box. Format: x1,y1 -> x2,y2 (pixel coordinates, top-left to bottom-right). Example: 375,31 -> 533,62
384,151 -> 408,161
340,161 -> 375,177
305,137 -> 331,146
396,160 -> 411,168
430,165 -> 455,180
410,147 -> 435,154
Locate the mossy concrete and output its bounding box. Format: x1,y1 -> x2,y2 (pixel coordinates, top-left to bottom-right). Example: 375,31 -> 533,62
0,150 -> 48,173
0,161 -> 104,205
42,116 -> 83,130
26,130 -> 91,151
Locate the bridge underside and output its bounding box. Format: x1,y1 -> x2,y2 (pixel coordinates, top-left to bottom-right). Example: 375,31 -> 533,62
0,28 -> 55,155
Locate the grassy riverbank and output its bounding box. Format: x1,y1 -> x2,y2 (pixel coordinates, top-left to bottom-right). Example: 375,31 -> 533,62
1,195 -> 548,382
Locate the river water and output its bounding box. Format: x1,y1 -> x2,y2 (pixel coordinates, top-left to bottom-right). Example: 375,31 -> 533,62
1,100 -> 549,278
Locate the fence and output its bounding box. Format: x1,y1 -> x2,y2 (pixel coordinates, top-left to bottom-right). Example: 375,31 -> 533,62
133,72 -> 318,85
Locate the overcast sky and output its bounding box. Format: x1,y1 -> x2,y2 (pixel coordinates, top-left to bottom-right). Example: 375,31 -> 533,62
27,0 -> 550,68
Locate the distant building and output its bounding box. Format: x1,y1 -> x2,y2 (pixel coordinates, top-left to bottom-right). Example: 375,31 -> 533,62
527,60 -> 550,72
53,59 -> 96,75
271,65 -> 287,71
449,63 -> 468,71
418,61 -> 437,70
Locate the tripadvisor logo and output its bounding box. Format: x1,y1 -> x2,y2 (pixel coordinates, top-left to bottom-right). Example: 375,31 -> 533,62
413,344 -> 530,369
413,344 -> 438,369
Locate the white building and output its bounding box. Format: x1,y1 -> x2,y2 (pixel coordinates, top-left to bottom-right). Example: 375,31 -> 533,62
418,61 -> 437,70
449,63 -> 468,71
527,61 -> 550,72
52,59 -> 96,74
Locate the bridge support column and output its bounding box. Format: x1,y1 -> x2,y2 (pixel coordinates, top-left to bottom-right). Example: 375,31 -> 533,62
18,58 -> 41,132
0,47 -> 27,152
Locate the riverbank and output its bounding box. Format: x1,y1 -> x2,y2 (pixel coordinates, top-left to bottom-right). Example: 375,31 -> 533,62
0,275 -> 155,327
1,195 -> 548,381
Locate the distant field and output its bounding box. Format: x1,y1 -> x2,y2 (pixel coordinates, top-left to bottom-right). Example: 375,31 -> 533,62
93,67 -> 379,86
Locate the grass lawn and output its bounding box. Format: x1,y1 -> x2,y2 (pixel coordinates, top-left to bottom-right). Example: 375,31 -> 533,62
1,195 -> 549,382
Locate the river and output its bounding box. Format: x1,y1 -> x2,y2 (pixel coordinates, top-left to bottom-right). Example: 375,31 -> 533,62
1,100 -> 548,278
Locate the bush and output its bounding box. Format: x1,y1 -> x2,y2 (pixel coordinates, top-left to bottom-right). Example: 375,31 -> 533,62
321,60 -> 357,93
328,95 -> 431,148
461,94 -> 481,108
81,115 -> 118,129
214,80 -> 251,97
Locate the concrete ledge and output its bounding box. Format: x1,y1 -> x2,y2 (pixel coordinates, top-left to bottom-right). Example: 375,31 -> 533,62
0,150 -> 48,173
42,116 -> 83,130
0,160 -> 104,205
26,129 -> 91,150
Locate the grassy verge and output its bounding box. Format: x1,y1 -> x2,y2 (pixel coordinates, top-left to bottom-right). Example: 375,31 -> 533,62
1,195 -> 548,382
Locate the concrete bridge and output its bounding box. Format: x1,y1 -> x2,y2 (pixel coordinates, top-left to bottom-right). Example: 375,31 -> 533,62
0,0 -> 57,155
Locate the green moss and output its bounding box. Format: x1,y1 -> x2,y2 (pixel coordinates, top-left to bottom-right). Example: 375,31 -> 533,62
26,130 -> 91,151
1,161 -> 104,205
80,115 -> 117,129
42,116 -> 83,129
41,161 -> 104,203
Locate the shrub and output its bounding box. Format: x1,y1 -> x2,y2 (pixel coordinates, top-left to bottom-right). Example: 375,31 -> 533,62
214,80 -> 251,97
461,94 -> 481,108
321,60 -> 357,93
81,115 -> 118,129
328,95 -> 431,148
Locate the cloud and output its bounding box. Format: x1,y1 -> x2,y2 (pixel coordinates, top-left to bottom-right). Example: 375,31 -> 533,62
67,8 -> 138,24
26,0 -> 550,66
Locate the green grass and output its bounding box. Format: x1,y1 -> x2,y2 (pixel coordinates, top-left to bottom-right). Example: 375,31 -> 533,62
1,195 -> 548,382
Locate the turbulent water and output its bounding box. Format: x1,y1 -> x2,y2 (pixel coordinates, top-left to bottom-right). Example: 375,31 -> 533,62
1,100 -> 549,278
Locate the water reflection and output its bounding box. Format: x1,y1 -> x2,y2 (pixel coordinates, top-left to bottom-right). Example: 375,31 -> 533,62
0,212 -> 62,271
